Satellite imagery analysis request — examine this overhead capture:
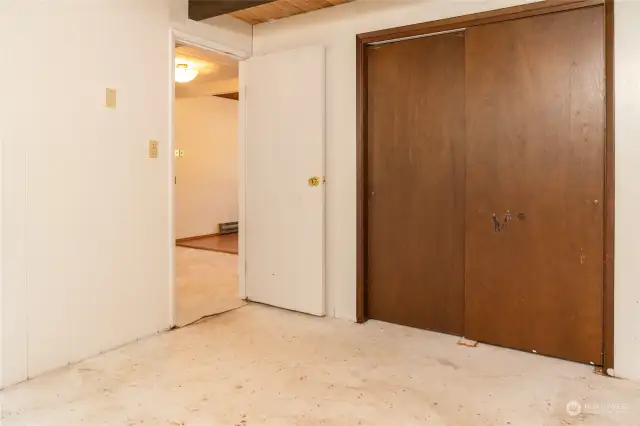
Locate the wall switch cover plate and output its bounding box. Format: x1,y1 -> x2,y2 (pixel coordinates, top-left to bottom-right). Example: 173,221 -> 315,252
105,88 -> 117,109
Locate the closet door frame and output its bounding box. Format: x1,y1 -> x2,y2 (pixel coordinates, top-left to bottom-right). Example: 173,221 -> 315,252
355,0 -> 615,373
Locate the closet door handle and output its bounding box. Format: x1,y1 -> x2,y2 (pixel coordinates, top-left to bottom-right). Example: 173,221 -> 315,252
492,210 -> 524,232
492,214 -> 502,233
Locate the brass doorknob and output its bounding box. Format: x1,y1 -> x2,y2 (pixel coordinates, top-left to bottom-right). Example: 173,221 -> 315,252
308,176 -> 320,187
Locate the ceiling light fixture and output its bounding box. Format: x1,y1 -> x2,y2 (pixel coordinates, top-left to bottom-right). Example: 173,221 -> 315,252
175,63 -> 198,83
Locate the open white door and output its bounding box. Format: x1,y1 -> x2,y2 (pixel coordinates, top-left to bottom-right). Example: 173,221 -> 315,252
243,45 -> 325,316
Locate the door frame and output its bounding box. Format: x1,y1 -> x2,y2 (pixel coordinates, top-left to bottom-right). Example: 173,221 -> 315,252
355,0 -> 615,373
169,28 -> 249,327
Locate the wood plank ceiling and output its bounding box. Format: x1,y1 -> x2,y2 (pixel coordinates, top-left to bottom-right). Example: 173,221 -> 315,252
188,0 -> 275,21
231,0 -> 353,25
189,0 -> 353,25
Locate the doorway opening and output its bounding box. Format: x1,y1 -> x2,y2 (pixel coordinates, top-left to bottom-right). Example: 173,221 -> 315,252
172,41 -> 244,327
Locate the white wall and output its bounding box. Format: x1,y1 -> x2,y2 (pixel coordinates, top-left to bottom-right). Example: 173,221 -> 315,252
175,97 -> 239,239
0,0 -> 248,388
252,0 -> 640,381
0,0 -> 171,387
614,0 -> 640,382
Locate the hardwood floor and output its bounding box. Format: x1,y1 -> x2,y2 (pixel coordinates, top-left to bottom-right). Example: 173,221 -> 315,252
176,234 -> 238,254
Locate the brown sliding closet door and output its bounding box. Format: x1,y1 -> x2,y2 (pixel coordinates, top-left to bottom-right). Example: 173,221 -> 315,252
464,6 -> 605,364
366,33 -> 466,335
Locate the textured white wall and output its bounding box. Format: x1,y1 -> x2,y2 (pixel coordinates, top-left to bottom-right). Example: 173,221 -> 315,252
253,0 -> 640,381
175,97 -> 239,239
0,0 -> 172,386
0,0 -> 249,388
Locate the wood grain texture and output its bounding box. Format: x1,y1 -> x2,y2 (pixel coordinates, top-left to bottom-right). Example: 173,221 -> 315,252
356,0 -> 613,368
230,0 -> 352,24
188,0 -> 276,20
177,234 -> 239,255
464,6 -> 606,364
176,233 -> 219,243
214,92 -> 239,101
358,1 -> 590,328
357,0 -> 604,44
366,33 -> 466,335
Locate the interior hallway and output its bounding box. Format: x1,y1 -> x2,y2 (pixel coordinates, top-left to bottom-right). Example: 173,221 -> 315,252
175,246 -> 245,327
2,304 -> 638,426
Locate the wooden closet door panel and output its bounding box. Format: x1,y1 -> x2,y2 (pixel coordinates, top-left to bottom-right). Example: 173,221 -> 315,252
465,6 -> 605,364
367,33 -> 466,335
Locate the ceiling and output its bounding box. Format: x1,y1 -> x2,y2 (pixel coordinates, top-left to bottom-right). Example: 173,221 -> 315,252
190,0 -> 354,25
231,0 -> 353,25
175,43 -> 239,98
188,0 -> 274,21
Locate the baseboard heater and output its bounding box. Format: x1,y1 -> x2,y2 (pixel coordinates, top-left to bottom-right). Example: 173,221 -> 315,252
219,221 -> 239,235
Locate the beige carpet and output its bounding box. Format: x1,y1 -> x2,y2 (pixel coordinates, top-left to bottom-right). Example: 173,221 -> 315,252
175,246 -> 246,327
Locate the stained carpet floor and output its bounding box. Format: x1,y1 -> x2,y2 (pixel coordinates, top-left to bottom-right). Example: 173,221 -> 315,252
2,304 -> 640,425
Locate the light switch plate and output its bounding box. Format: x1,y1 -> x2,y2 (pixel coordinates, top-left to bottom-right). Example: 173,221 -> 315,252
105,88 -> 117,109
149,140 -> 158,159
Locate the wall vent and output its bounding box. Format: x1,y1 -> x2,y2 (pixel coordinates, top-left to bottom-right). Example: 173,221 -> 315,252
219,221 -> 239,235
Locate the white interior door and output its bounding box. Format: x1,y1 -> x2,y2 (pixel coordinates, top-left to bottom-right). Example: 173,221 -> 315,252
243,45 -> 325,316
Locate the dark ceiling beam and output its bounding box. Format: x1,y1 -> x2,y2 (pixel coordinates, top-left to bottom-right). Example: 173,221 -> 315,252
188,0 -> 276,21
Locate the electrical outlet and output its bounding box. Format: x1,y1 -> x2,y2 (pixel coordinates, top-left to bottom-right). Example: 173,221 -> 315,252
149,140 -> 158,159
